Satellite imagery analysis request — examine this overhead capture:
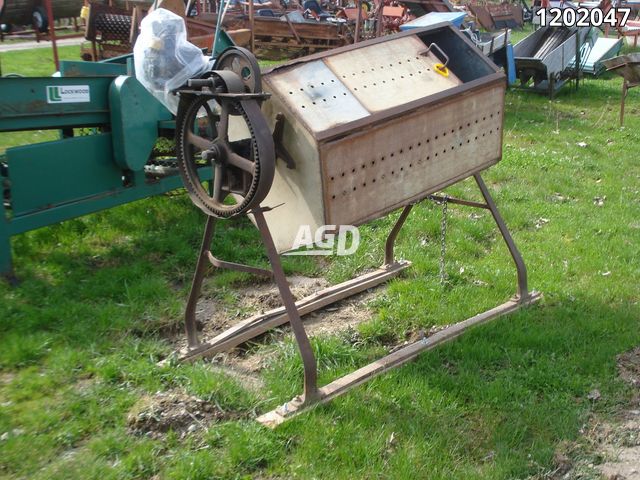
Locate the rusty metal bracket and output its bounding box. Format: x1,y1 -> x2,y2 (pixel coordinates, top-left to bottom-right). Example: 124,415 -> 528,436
272,113 -> 296,169
429,194 -> 489,210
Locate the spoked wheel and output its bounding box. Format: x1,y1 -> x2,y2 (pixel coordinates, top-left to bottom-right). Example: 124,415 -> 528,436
214,47 -> 262,94
175,75 -> 275,218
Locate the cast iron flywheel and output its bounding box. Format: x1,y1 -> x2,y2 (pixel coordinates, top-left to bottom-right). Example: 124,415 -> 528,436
175,62 -> 274,218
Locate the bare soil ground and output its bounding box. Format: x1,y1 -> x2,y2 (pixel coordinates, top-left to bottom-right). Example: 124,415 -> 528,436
550,347 -> 640,480
127,391 -> 226,440
169,275 -> 383,397
175,274 -> 380,352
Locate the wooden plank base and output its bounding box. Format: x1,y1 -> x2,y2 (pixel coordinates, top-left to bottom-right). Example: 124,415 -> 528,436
257,291 -> 543,428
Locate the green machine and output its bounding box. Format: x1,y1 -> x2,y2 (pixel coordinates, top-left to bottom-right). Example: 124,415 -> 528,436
0,33 -> 236,280
0,57 -> 179,280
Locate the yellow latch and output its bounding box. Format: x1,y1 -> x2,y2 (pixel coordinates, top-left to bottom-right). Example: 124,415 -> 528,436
435,63 -> 449,77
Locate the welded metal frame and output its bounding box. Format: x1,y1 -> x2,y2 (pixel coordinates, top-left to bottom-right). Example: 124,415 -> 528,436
181,172 -> 540,426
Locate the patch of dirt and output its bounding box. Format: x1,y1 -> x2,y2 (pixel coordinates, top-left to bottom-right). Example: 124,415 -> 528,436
73,377 -> 95,394
0,372 -> 15,386
302,288 -> 379,337
598,413 -> 640,480
547,347 -> 640,480
177,274 -> 382,352
194,276 -> 330,341
169,275 -> 386,393
127,391 -> 225,439
208,354 -> 270,393
618,347 -> 640,388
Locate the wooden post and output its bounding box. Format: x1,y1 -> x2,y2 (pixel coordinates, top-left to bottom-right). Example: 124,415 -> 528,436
620,80 -> 628,126
248,0 -> 255,52
45,0 -> 59,71
354,0 -> 362,43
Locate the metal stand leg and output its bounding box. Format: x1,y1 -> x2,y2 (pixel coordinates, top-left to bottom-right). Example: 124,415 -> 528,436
384,204 -> 413,266
0,227 -> 14,284
184,214 -> 273,348
185,215 -> 217,348
474,174 -> 529,300
183,208 -> 319,402
0,197 -> 16,284
253,208 -> 319,403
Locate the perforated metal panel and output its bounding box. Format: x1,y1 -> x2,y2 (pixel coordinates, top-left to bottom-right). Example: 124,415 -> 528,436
321,84 -> 504,225
324,35 -> 462,112
266,35 -> 462,133
267,60 -> 369,133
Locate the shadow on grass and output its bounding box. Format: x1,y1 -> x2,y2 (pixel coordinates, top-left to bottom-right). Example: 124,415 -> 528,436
270,294 -> 639,479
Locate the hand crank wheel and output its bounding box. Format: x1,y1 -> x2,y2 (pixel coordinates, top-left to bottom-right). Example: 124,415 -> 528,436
176,74 -> 275,218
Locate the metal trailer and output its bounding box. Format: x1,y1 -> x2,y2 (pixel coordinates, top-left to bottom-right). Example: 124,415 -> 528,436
171,23 -> 541,425
513,25 -> 593,98
0,0 -> 81,30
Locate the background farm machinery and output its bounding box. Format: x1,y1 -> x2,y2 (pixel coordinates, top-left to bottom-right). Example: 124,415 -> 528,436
513,24 -> 593,97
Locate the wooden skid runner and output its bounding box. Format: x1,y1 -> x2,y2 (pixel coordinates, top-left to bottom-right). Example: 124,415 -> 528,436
179,260 -> 412,363
257,291 -> 542,427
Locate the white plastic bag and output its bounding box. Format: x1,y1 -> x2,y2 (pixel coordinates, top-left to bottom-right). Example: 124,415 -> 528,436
133,8 -> 208,113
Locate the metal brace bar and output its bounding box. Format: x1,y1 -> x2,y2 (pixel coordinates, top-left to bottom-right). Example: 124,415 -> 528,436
207,252 -> 272,278
429,194 -> 490,210
384,204 -> 413,266
257,291 -> 542,427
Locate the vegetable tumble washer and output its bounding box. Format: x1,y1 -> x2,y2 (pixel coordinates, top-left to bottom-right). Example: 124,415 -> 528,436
174,23 -> 541,426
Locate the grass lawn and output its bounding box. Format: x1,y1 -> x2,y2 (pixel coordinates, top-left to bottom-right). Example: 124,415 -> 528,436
1,34 -> 639,479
